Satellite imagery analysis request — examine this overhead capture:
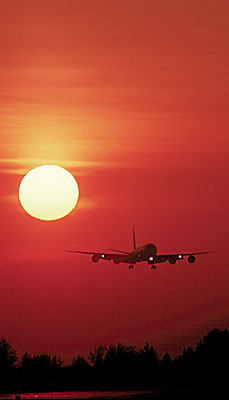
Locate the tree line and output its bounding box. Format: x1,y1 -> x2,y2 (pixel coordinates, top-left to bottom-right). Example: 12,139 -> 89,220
0,328 -> 229,393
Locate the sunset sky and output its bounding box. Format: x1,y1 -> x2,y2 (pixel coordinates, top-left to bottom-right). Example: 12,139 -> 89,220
1,0 -> 229,364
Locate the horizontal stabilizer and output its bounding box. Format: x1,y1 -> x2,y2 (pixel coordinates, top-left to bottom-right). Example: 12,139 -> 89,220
107,248 -> 130,255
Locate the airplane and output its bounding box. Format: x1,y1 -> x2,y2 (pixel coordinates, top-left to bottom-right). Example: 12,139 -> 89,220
66,228 -> 215,270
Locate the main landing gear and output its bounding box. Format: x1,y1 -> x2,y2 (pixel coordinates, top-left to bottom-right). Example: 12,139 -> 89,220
129,264 -> 134,269
151,265 -> 156,270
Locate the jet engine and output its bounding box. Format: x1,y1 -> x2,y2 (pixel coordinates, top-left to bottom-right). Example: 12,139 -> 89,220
169,257 -> 176,265
113,258 -> 120,264
188,255 -> 196,263
92,254 -> 99,263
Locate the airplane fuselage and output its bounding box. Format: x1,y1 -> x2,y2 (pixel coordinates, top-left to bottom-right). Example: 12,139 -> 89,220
95,243 -> 158,265
123,243 -> 157,264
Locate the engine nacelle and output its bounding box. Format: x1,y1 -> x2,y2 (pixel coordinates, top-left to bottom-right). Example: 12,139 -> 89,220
188,255 -> 196,263
92,254 -> 99,263
113,258 -> 120,264
169,257 -> 176,265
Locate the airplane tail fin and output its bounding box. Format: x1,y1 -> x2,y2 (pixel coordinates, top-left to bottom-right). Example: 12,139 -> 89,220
133,227 -> 136,250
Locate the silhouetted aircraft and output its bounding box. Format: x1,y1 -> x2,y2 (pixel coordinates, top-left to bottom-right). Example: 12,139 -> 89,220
66,228 -> 215,269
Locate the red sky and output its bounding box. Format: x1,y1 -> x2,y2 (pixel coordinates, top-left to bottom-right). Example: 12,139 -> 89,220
1,0 -> 229,364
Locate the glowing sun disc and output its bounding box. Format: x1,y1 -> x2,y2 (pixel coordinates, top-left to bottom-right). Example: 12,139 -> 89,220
18,165 -> 79,221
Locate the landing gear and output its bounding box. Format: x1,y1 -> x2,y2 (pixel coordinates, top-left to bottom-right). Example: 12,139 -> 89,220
129,264 -> 134,269
151,265 -> 156,270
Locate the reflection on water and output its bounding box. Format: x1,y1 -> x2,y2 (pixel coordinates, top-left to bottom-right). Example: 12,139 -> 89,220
0,391 -> 151,400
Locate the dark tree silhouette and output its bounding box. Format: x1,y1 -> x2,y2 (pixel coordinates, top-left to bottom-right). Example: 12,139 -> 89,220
103,343 -> 138,388
22,352 -> 62,371
20,352 -> 63,392
0,338 -> 17,369
72,355 -> 90,369
138,342 -> 159,388
88,345 -> 107,367
139,342 -> 158,368
195,328 -> 229,389
0,338 -> 17,393
68,355 -> 91,390
104,343 -> 137,367
0,329 -> 229,393
162,352 -> 172,365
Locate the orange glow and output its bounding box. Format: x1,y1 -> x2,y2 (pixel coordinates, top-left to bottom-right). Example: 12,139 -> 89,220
18,165 -> 79,221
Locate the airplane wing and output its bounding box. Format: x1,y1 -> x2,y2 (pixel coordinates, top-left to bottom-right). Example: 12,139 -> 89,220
65,250 -> 130,261
66,250 -> 103,255
161,251 -> 215,257
155,251 -> 215,264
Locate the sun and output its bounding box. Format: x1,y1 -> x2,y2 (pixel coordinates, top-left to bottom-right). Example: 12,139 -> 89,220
18,165 -> 79,221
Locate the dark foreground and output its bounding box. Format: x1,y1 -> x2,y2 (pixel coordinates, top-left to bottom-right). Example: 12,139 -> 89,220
1,330 -> 229,397
1,391 -> 229,400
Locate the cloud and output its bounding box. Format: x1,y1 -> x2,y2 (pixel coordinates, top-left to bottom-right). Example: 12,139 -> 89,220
0,158 -> 107,175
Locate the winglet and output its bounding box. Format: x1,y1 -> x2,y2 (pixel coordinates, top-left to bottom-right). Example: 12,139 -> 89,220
133,227 -> 136,249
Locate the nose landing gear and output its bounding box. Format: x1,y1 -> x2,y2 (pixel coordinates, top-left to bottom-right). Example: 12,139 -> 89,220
129,264 -> 134,269
151,265 -> 156,270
